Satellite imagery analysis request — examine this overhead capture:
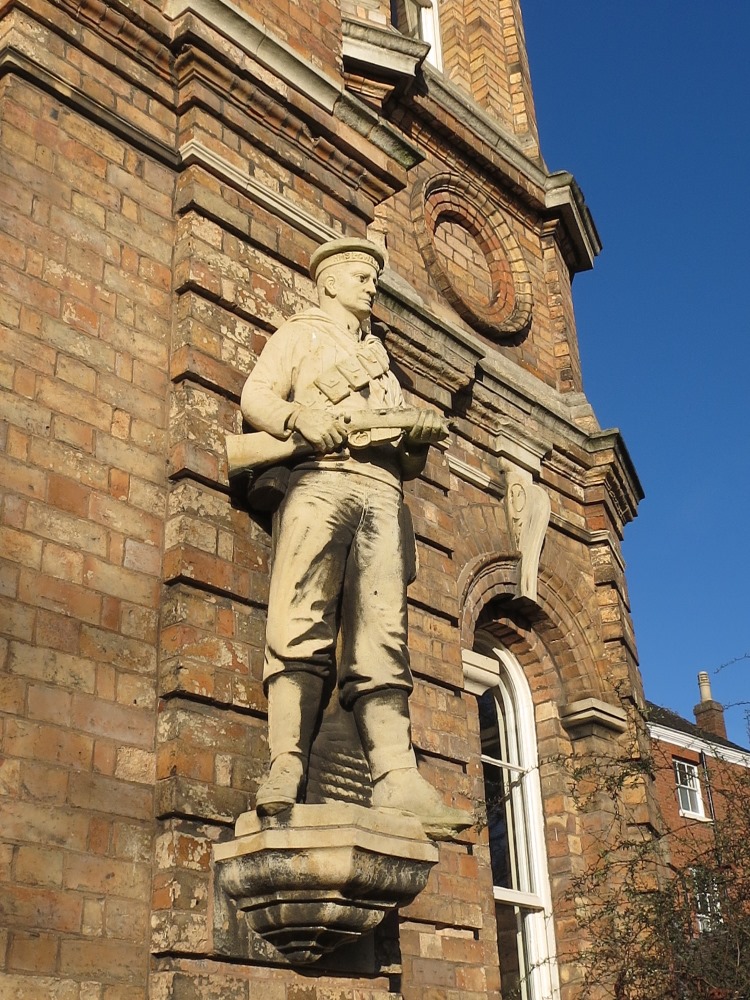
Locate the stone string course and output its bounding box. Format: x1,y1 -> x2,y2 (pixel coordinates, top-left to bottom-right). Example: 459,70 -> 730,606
1,1 -> 646,999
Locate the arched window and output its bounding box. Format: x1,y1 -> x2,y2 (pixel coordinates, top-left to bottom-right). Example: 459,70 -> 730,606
464,643 -> 560,1000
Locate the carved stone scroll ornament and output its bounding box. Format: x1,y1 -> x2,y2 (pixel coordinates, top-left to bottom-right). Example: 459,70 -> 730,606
503,465 -> 551,603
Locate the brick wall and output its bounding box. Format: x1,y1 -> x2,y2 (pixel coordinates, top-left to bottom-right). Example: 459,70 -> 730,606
0,1 -> 645,998
0,68 -> 173,991
438,0 -> 540,158
649,737 -> 748,868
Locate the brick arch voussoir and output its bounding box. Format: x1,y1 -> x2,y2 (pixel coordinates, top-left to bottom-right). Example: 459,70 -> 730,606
460,552 -> 605,704
410,170 -> 533,338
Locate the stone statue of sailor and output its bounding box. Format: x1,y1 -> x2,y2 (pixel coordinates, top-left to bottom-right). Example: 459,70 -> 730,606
240,237 -> 469,838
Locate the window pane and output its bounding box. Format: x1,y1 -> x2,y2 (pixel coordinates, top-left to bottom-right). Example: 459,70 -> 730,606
479,687 -> 504,759
674,760 -> 702,814
479,690 -> 522,890
391,0 -> 420,38
495,904 -> 535,1000
692,866 -> 722,933
484,760 -> 512,888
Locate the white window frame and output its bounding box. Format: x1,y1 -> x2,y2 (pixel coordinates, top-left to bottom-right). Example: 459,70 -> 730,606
418,0 -> 442,70
464,645 -> 560,1000
691,866 -> 722,934
673,758 -> 705,819
392,0 -> 443,70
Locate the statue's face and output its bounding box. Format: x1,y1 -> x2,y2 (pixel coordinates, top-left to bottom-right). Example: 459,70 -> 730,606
327,260 -> 379,320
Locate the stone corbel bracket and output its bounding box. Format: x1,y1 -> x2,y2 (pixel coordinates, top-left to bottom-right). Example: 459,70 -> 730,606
559,697 -> 628,741
342,18 -> 431,81
496,433 -> 551,604
213,803 -> 438,965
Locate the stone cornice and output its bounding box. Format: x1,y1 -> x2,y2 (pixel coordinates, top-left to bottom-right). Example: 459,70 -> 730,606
560,697 -> 628,739
174,46 -> 404,212
584,430 -> 644,529
548,516 -> 611,547
334,91 -> 423,171
477,354 -> 588,447
164,0 -> 422,170
648,724 -> 750,769
543,447 -> 588,494
421,64 -> 541,171
178,139 -> 337,243
6,0 -> 174,84
544,172 -> 602,271
164,0 -> 343,111
372,62 -> 602,273
476,358 -> 642,528
0,46 -> 179,166
159,136 -> 604,469
413,67 -> 601,273
377,271 -> 485,397
171,139 -> 589,419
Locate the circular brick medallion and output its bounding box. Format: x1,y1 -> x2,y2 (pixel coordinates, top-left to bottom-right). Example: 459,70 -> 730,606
412,173 -> 533,339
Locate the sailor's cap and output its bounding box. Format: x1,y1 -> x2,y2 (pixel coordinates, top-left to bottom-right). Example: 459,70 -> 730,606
309,238 -> 385,281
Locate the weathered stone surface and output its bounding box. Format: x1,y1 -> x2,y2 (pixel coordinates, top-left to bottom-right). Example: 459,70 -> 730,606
213,803 -> 438,964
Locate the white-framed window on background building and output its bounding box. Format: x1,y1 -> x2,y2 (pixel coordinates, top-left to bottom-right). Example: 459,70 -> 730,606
691,866 -> 722,934
463,644 -> 560,1000
391,0 -> 443,68
674,759 -> 704,818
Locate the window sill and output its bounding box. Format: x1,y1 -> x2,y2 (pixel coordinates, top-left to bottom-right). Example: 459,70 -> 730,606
678,809 -> 712,823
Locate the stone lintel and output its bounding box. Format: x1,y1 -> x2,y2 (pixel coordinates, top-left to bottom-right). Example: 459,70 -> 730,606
560,697 -> 628,739
495,433 -> 550,477
179,138 -> 338,244
446,455 -> 504,496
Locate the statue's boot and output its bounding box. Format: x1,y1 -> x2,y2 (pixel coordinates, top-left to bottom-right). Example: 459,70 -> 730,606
354,690 -> 472,840
255,672 -> 324,817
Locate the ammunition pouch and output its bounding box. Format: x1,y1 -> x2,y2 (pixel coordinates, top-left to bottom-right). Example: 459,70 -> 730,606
313,340 -> 390,404
246,464 -> 292,513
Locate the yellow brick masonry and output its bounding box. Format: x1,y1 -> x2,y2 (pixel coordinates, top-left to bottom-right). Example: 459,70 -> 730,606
438,0 -> 540,157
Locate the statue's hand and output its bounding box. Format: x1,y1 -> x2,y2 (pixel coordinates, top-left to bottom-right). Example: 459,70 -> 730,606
293,408 -> 346,453
404,408 -> 448,448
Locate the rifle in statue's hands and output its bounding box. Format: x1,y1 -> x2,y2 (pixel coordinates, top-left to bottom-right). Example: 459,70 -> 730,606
226,407 -> 449,478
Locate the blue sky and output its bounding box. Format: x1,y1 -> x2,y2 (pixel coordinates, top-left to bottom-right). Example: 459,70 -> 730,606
521,2 -> 750,745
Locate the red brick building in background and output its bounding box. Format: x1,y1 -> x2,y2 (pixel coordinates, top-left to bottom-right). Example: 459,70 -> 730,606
0,1 -> 656,998
648,674 -> 750,937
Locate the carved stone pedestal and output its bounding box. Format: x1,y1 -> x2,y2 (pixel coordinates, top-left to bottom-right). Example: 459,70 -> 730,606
213,803 -> 438,964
